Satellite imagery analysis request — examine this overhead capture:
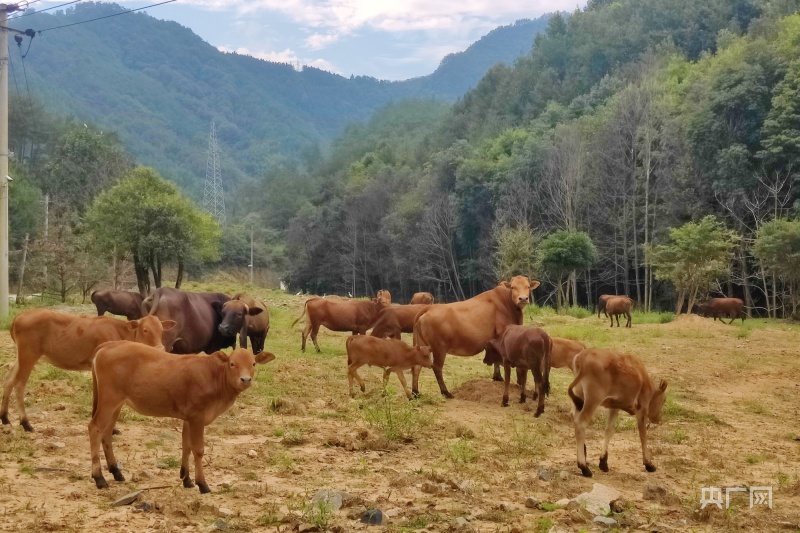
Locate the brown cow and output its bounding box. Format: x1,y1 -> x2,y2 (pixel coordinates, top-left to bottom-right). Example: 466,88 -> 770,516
229,294 -> 270,353
89,343 -> 275,493
410,292 -> 434,305
376,290 -> 392,305
91,290 -> 144,320
696,297 -> 745,324
484,325 -> 552,417
218,296 -> 268,353
413,276 -> 539,398
597,294 -> 634,318
567,348 -> 667,477
345,336 -> 433,399
606,296 -> 633,328
370,304 -> 429,340
1,311 -> 176,432
550,337 -> 586,371
291,297 -> 389,352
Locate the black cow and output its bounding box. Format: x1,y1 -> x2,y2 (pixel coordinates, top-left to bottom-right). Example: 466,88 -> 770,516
91,290 -> 145,320
146,287 -> 234,354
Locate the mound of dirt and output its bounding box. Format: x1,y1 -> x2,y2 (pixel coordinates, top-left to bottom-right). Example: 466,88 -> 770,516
452,378 -> 523,404
663,313 -> 729,330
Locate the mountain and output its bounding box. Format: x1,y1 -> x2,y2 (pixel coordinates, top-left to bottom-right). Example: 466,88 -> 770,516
10,2 -> 549,198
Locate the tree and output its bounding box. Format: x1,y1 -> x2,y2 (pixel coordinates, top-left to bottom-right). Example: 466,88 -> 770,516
753,218 -> 800,318
537,231 -> 597,311
649,216 -> 739,315
86,167 -> 220,294
494,225 -> 537,282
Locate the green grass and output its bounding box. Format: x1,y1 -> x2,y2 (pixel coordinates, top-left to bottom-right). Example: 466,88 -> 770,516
663,396 -> 729,426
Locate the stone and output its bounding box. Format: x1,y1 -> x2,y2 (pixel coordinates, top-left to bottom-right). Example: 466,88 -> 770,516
247,449 -> 258,458
559,470 -> 569,481
298,524 -> 320,533
538,467 -> 550,481
218,507 -> 234,518
593,516 -> 618,526
346,508 -> 366,520
112,490 -> 142,507
312,489 -> 356,511
221,482 -> 232,489
204,520 -> 228,532
524,497 -> 539,509
498,502 -> 513,512
452,517 -> 476,532
555,498 -> 571,506
421,481 -> 442,495
50,441 -> 66,449
360,509 -> 384,526
133,502 -> 152,512
642,483 -> 668,502
610,498 -> 627,513
572,483 -> 621,516
458,480 -> 473,493
384,508 -> 402,518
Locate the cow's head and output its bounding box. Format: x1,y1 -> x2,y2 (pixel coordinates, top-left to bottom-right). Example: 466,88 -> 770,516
215,300 -> 263,338
483,339 -> 503,366
411,345 -> 434,368
648,379 -> 668,425
376,289 -> 392,306
128,315 -> 177,350
694,303 -> 709,316
211,348 -> 276,392
503,276 -> 540,310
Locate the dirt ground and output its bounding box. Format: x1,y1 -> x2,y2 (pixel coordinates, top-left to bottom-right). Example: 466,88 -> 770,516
0,293 -> 799,532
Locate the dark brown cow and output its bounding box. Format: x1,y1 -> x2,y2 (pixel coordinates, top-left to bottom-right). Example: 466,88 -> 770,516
696,297 -> 745,324
568,348 -> 667,477
291,297 -> 389,352
345,336 -> 433,399
91,290 -> 145,320
413,276 -> 539,398
484,325 -> 552,417
376,290 -> 392,305
410,292 -> 434,305
370,304 -> 429,340
145,287 -> 233,354
1,311 -> 175,432
606,296 -> 633,328
228,293 -> 270,354
217,299 -> 265,352
89,343 -> 275,493
597,294 -> 632,318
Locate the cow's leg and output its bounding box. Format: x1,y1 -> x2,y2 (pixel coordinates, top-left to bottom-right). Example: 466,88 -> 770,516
637,408 -> 656,472
11,357 -> 37,432
188,421 -> 210,493
531,365 -> 545,417
180,421 -> 195,488
502,362 -> 512,407
310,324 -> 321,353
382,368 -> 392,388
573,395 -> 600,477
492,362 -> 502,382
609,314 -> 614,328
626,311 -> 632,328
89,396 -> 124,489
431,351 -> 453,399
411,365 -> 422,397
300,325 -> 308,352
517,367 -> 528,404
0,361 -> 20,425
393,369 -> 413,399
348,363 -> 365,396
599,408 -> 619,472
252,333 -> 266,355
104,405 -> 124,480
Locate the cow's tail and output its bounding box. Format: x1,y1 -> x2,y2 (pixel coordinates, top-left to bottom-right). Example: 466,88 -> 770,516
291,300 -> 311,329
91,359 -> 99,419
345,336 -> 354,365
412,306 -> 432,348
542,335 -> 552,397
9,314 -> 17,344
567,358 -> 584,411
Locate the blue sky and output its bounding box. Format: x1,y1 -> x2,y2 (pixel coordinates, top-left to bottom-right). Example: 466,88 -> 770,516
31,0 -> 585,80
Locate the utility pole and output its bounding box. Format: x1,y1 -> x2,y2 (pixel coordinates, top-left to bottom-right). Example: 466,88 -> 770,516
15,232 -> 26,303
0,3 -> 19,316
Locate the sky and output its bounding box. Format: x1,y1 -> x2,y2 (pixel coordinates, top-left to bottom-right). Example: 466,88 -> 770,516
28,0 -> 585,81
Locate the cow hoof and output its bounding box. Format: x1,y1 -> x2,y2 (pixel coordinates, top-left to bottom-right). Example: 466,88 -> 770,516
411,391 -> 420,400
579,465 -> 593,478
109,466 -> 125,482
519,395 -> 526,404
443,392 -> 455,399
645,463 -> 657,473
198,482 -> 211,494
534,408 -> 544,418
21,420 -> 33,433
94,476 -> 109,489
183,477 -> 195,489
112,428 -> 122,436
0,413 -> 9,425
599,455 -> 609,472
501,399 -> 509,407
492,375 -> 503,382
360,385 -> 366,393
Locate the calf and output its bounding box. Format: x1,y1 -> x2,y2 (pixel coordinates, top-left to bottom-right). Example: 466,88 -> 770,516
230,294 -> 270,354
567,348 -> 667,477
345,336 -> 433,399
292,297 -> 389,352
550,337 -> 586,371
606,296 -> 633,328
217,297 -> 266,352
484,325 -> 552,417
89,344 -> 275,493
376,289 -> 392,305
696,297 -> 745,324
1,311 -> 176,432
370,304 -> 429,340
410,292 -> 434,305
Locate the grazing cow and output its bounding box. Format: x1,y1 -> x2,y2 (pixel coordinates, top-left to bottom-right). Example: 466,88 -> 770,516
1,311 -> 176,432
413,276 -> 539,398
291,297 -> 389,352
376,290 -> 392,305
550,337 -> 586,371
484,325 -> 552,417
567,348 -> 667,477
217,297 -> 266,353
145,287 -> 233,354
606,296 -> 633,328
410,292 -> 434,305
370,304 -> 429,340
345,335 -> 433,399
91,290 -> 144,320
597,294 -> 633,318
696,297 -> 745,324
89,343 -> 275,493
228,294 -> 270,354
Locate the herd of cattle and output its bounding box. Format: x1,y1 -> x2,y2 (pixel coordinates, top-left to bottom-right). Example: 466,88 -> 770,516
0,281 -> 746,494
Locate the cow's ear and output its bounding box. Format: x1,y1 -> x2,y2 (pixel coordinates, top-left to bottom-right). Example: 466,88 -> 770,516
211,301 -> 224,315
126,320 -> 140,331
160,320 -> 177,331
256,351 -> 276,365
248,307 -> 264,316
210,351 -> 229,365
529,280 -> 541,290
501,280 -> 511,288
659,379 -> 668,392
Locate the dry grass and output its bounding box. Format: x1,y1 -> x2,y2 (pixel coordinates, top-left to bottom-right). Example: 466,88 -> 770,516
0,293 -> 798,531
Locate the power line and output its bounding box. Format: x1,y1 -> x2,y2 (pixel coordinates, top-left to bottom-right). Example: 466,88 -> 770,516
9,0 -> 83,20
17,43 -> 33,107
8,54 -> 19,96
33,0 -> 176,34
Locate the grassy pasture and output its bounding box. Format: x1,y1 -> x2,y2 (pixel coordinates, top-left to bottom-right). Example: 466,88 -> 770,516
0,287 -> 798,531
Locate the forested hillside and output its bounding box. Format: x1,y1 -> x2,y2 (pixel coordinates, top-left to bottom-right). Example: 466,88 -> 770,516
9,3 -> 548,196
273,0 -> 800,317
